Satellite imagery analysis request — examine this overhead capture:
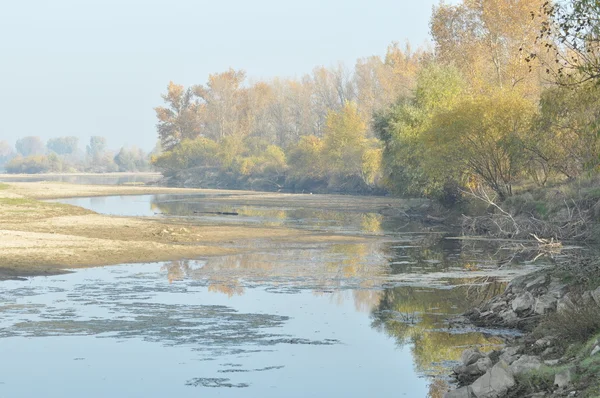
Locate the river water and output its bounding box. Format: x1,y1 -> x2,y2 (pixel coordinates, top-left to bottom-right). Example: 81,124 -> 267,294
0,192 -> 540,397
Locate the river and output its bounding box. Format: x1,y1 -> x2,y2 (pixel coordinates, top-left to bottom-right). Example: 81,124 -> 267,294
0,191 -> 540,397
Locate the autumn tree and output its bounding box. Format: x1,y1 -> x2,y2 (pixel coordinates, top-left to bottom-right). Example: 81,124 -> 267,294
155,82 -> 201,150
531,0 -> 600,85
430,0 -> 546,96
530,82 -> 600,178
423,90 -> 537,200
287,135 -> 326,179
355,42 -> 423,126
193,69 -> 249,141
323,101 -> 368,177
310,64 -> 356,136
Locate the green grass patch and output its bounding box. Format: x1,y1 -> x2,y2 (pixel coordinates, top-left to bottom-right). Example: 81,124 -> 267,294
511,367 -> 555,397
0,183 -> 8,190
0,198 -> 37,206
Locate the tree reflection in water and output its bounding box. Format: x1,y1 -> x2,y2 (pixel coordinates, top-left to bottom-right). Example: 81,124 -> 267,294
152,197 -> 538,397
370,282 -> 506,397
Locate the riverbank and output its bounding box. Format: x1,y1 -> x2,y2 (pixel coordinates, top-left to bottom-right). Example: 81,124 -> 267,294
444,261 -> 600,398
0,182 -> 376,280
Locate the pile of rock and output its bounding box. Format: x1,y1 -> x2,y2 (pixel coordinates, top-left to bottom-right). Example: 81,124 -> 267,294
444,269 -> 600,397
466,272 -> 568,330
445,347 -> 548,398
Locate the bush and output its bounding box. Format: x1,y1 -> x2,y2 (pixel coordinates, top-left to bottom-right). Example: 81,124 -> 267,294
541,295 -> 600,343
4,156 -> 50,174
152,137 -> 220,171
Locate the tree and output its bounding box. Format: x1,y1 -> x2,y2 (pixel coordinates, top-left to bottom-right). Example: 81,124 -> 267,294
0,141 -> 15,168
323,101 -> 368,177
155,82 -> 202,150
531,82 -> 600,178
430,0 -> 546,96
47,136 -> 79,155
152,137 -> 220,172
193,69 -> 249,141
4,156 -> 49,174
85,136 -> 117,172
423,90 -> 537,200
86,136 -> 107,158
354,42 -> 423,127
15,136 -> 45,157
530,0 -> 600,85
374,64 -> 466,198
287,135 -> 326,179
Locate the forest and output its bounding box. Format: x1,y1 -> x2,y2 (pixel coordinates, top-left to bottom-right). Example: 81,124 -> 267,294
152,0 -> 600,206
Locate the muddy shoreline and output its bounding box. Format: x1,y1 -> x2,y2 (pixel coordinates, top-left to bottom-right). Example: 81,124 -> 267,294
1,181 -> 421,280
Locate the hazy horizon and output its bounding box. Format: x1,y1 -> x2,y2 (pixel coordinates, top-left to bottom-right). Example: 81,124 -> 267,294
1,0 -> 454,151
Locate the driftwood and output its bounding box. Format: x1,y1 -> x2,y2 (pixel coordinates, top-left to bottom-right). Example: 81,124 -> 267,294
193,211 -> 239,216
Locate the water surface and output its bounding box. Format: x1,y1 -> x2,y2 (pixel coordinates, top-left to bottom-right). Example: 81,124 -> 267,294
0,192 -> 542,397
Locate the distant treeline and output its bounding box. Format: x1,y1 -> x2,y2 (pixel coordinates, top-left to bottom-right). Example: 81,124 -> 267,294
151,43 -> 420,193
0,136 -> 153,174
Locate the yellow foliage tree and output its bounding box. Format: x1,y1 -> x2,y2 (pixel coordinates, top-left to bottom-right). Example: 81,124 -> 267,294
422,90 -> 537,199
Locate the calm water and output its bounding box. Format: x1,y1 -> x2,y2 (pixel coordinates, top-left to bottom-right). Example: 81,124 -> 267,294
0,193 -> 541,397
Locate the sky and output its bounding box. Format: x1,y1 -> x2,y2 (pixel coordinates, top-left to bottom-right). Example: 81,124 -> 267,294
0,0 -> 454,152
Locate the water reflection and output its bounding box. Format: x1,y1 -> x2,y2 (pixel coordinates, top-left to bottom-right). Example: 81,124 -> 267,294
159,250 -> 510,396
371,284 -> 506,374
151,196 -> 391,234
45,192 -> 550,397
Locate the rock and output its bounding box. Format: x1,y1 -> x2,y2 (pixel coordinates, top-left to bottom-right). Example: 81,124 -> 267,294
443,386 -> 474,398
557,294 -> 575,313
591,345 -> 600,356
526,275 -> 548,290
512,292 -> 535,313
507,274 -> 529,294
454,356 -> 493,382
544,359 -> 560,366
509,355 -> 542,376
461,348 -> 485,366
534,294 -> 557,315
591,286 -> 600,306
471,361 -> 515,398
490,302 -> 507,313
582,291 -> 594,305
541,347 -> 556,358
547,278 -> 567,295
535,337 -> 552,348
554,367 -> 574,388
475,357 -> 493,373
499,346 -> 519,365
499,309 -> 518,324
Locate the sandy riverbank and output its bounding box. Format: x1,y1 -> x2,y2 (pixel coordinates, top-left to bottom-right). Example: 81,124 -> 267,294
0,182 -> 367,279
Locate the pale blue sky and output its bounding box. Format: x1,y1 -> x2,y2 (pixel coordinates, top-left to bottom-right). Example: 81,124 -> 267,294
0,0 -> 453,151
